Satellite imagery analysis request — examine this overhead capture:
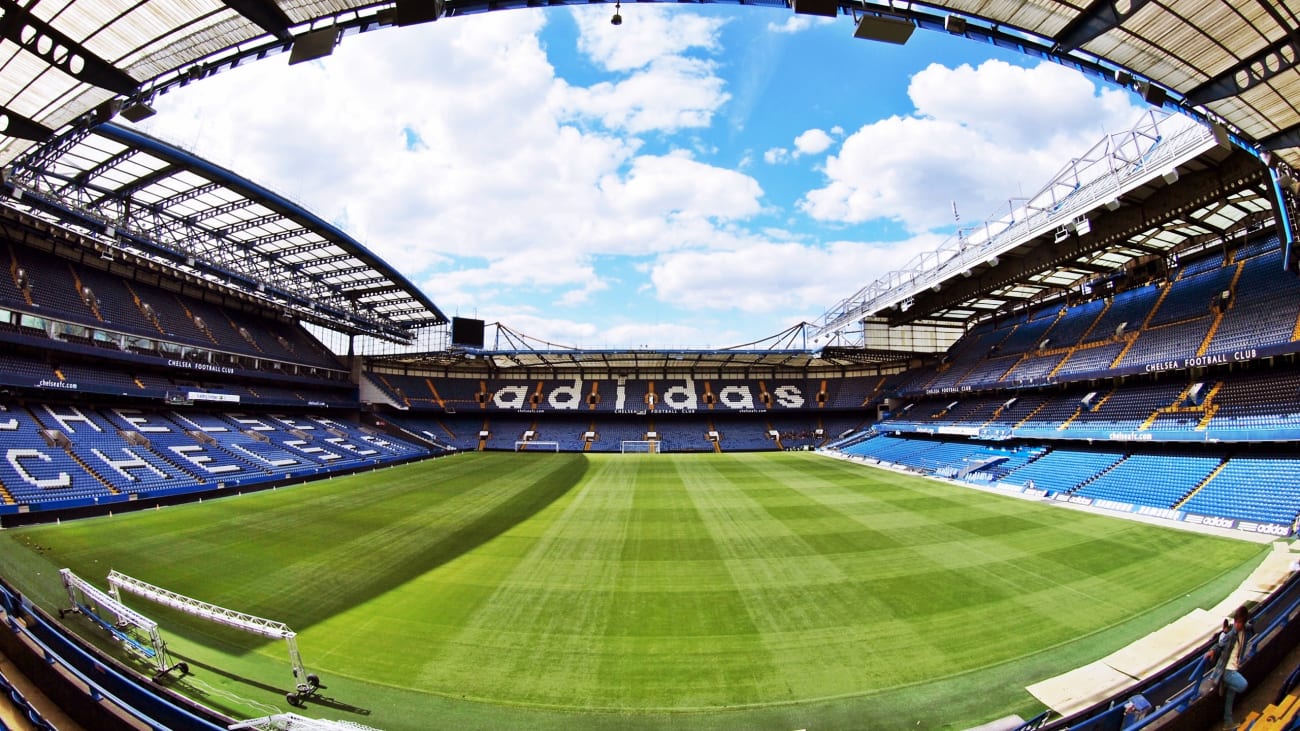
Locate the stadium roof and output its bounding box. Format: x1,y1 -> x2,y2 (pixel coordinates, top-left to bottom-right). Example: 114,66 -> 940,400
0,0 -> 1298,176
812,109 -> 1280,336
0,121 -> 446,339
367,321 -> 917,371
1,0 -> 1298,353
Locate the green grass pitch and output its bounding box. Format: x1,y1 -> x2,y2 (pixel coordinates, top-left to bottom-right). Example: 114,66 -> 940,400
0,452 -> 1267,730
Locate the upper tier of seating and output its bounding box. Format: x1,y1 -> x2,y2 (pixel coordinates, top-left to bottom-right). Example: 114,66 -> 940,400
880,362 -> 1300,442
367,375 -> 887,413
901,235 -> 1299,395
0,350 -> 357,407
2,242 -> 342,369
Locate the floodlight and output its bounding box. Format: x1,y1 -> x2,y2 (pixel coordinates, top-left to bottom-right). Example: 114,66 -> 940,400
853,13 -> 914,44
120,100 -> 156,123
1054,227 -> 1070,243
792,0 -> 837,17
288,28 -> 340,65
1074,217 -> 1091,236
393,0 -> 445,25
1138,80 -> 1166,106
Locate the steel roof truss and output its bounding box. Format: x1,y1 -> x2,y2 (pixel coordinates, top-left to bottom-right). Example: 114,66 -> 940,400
0,1 -> 140,96
1184,32 -> 1300,107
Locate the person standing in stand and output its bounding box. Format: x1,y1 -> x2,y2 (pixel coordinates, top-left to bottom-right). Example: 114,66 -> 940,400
1208,604 -> 1251,729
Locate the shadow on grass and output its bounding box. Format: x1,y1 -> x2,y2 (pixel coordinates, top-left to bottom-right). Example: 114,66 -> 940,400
166,650 -> 373,716
288,453 -> 591,629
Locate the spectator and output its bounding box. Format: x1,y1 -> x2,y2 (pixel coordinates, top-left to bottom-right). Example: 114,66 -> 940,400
1208,604 -> 1251,728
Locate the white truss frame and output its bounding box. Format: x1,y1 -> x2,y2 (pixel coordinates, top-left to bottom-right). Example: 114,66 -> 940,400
812,110 -> 1219,343
230,712 -> 382,728
228,713 -> 382,731
60,568 -> 175,675
107,570 -> 316,695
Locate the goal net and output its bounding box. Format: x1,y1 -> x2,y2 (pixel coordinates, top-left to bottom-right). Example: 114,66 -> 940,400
621,440 -> 660,454
515,441 -> 560,452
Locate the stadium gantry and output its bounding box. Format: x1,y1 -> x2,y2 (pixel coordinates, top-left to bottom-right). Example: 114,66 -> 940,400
1,1 -> 1300,731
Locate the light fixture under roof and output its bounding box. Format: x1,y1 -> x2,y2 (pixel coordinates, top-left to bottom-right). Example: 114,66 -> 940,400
853,13 -> 914,44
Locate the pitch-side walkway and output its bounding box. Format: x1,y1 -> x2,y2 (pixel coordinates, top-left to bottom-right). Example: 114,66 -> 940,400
1025,541 -> 1298,716
817,451 -> 1297,718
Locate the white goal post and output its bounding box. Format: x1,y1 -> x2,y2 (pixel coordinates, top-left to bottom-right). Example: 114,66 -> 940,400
515,441 -> 560,451
621,440 -> 660,454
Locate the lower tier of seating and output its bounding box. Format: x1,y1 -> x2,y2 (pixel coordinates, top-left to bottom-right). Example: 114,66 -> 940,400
840,433 -> 1299,534
0,400 -> 428,515
381,411 -> 864,454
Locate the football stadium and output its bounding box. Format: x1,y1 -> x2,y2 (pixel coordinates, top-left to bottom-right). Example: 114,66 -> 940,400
1,1 -> 1300,731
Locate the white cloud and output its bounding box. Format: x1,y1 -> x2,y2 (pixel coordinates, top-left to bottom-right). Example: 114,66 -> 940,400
600,152 -> 763,221
554,56 -> 730,133
766,15 -> 835,34
793,128 -> 834,156
765,128 -> 836,165
649,234 -> 946,316
800,60 -> 1146,233
142,8 -> 757,284
764,147 -> 790,164
134,17 -> 1145,348
574,5 -> 725,73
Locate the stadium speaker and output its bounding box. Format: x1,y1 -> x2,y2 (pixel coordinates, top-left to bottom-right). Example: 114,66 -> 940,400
451,317 -> 486,349
393,0 -> 445,26
1138,80 -> 1166,107
288,28 -> 340,65
853,14 -> 914,44
1105,198 -> 1122,211
943,15 -> 966,34
792,0 -> 838,18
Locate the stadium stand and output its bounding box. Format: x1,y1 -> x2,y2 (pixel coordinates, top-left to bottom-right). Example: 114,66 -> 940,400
0,400 -> 429,515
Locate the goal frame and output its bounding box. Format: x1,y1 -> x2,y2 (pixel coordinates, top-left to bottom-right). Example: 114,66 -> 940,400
620,440 -> 661,454
515,440 -> 560,452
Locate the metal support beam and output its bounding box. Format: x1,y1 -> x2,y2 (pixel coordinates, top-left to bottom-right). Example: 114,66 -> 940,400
0,0 -> 139,96
1259,122 -> 1300,153
89,164 -> 179,208
221,0 -> 295,42
245,227 -> 314,249
1183,32 -> 1300,106
1054,0 -> 1154,52
0,104 -> 55,142
58,148 -> 138,197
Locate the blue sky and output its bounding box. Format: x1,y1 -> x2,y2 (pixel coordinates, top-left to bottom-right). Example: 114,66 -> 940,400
140,5 -> 1150,350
